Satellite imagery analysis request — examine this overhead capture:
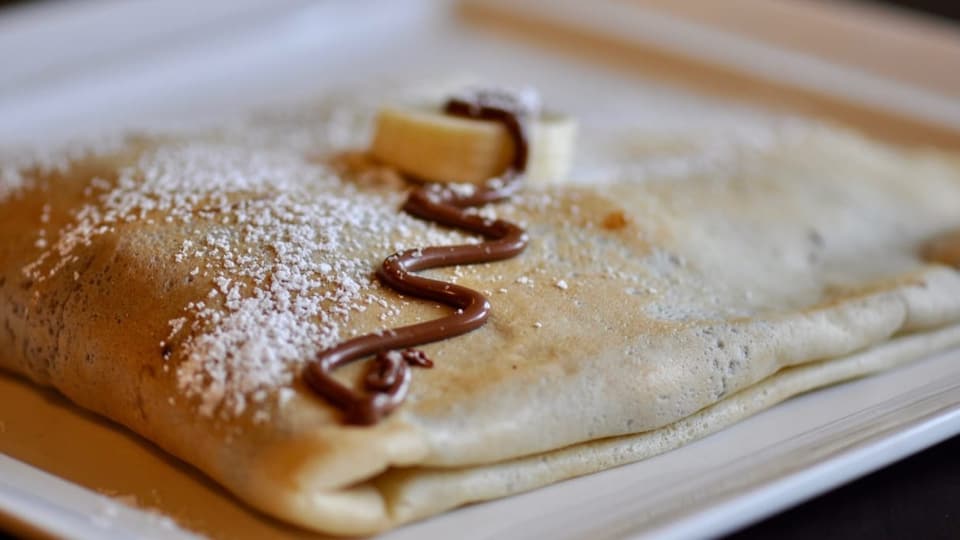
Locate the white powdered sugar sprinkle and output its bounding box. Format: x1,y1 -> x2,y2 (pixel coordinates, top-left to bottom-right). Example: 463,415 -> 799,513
0,135 -> 126,201
19,131 -> 471,421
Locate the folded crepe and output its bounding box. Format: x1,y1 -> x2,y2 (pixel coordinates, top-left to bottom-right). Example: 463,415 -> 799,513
2,109 -> 960,535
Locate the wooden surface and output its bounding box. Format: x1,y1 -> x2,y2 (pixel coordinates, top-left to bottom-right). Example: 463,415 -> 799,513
460,0 -> 960,151
637,0 -> 960,98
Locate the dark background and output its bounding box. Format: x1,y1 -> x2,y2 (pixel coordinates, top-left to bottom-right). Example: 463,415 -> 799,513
878,0 -> 960,20
731,436 -> 959,539
0,1 -> 957,539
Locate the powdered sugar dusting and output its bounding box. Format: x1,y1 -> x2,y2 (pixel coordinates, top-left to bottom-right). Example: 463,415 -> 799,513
20,132 -> 472,420
0,134 -> 126,201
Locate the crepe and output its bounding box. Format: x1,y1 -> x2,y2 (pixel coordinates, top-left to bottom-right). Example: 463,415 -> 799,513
2,113 -> 960,535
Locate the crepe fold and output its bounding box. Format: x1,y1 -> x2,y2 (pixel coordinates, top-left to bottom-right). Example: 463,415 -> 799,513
2,124 -> 960,535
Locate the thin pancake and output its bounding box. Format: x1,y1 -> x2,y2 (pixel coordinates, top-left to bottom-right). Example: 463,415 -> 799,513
1,120 -> 959,535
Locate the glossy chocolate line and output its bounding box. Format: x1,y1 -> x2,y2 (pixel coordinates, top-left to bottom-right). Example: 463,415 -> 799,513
304,96 -> 532,425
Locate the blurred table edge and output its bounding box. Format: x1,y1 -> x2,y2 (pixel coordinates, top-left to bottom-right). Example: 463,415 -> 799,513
460,0 -> 960,151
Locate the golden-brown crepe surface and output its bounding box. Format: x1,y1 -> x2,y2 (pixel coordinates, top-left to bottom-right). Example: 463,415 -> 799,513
2,114 -> 960,535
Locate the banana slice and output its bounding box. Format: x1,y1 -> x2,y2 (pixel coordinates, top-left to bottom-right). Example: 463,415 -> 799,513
370,105 -> 576,185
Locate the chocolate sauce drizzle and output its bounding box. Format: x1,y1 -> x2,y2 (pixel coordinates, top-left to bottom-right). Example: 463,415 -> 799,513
304,90 -> 534,425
